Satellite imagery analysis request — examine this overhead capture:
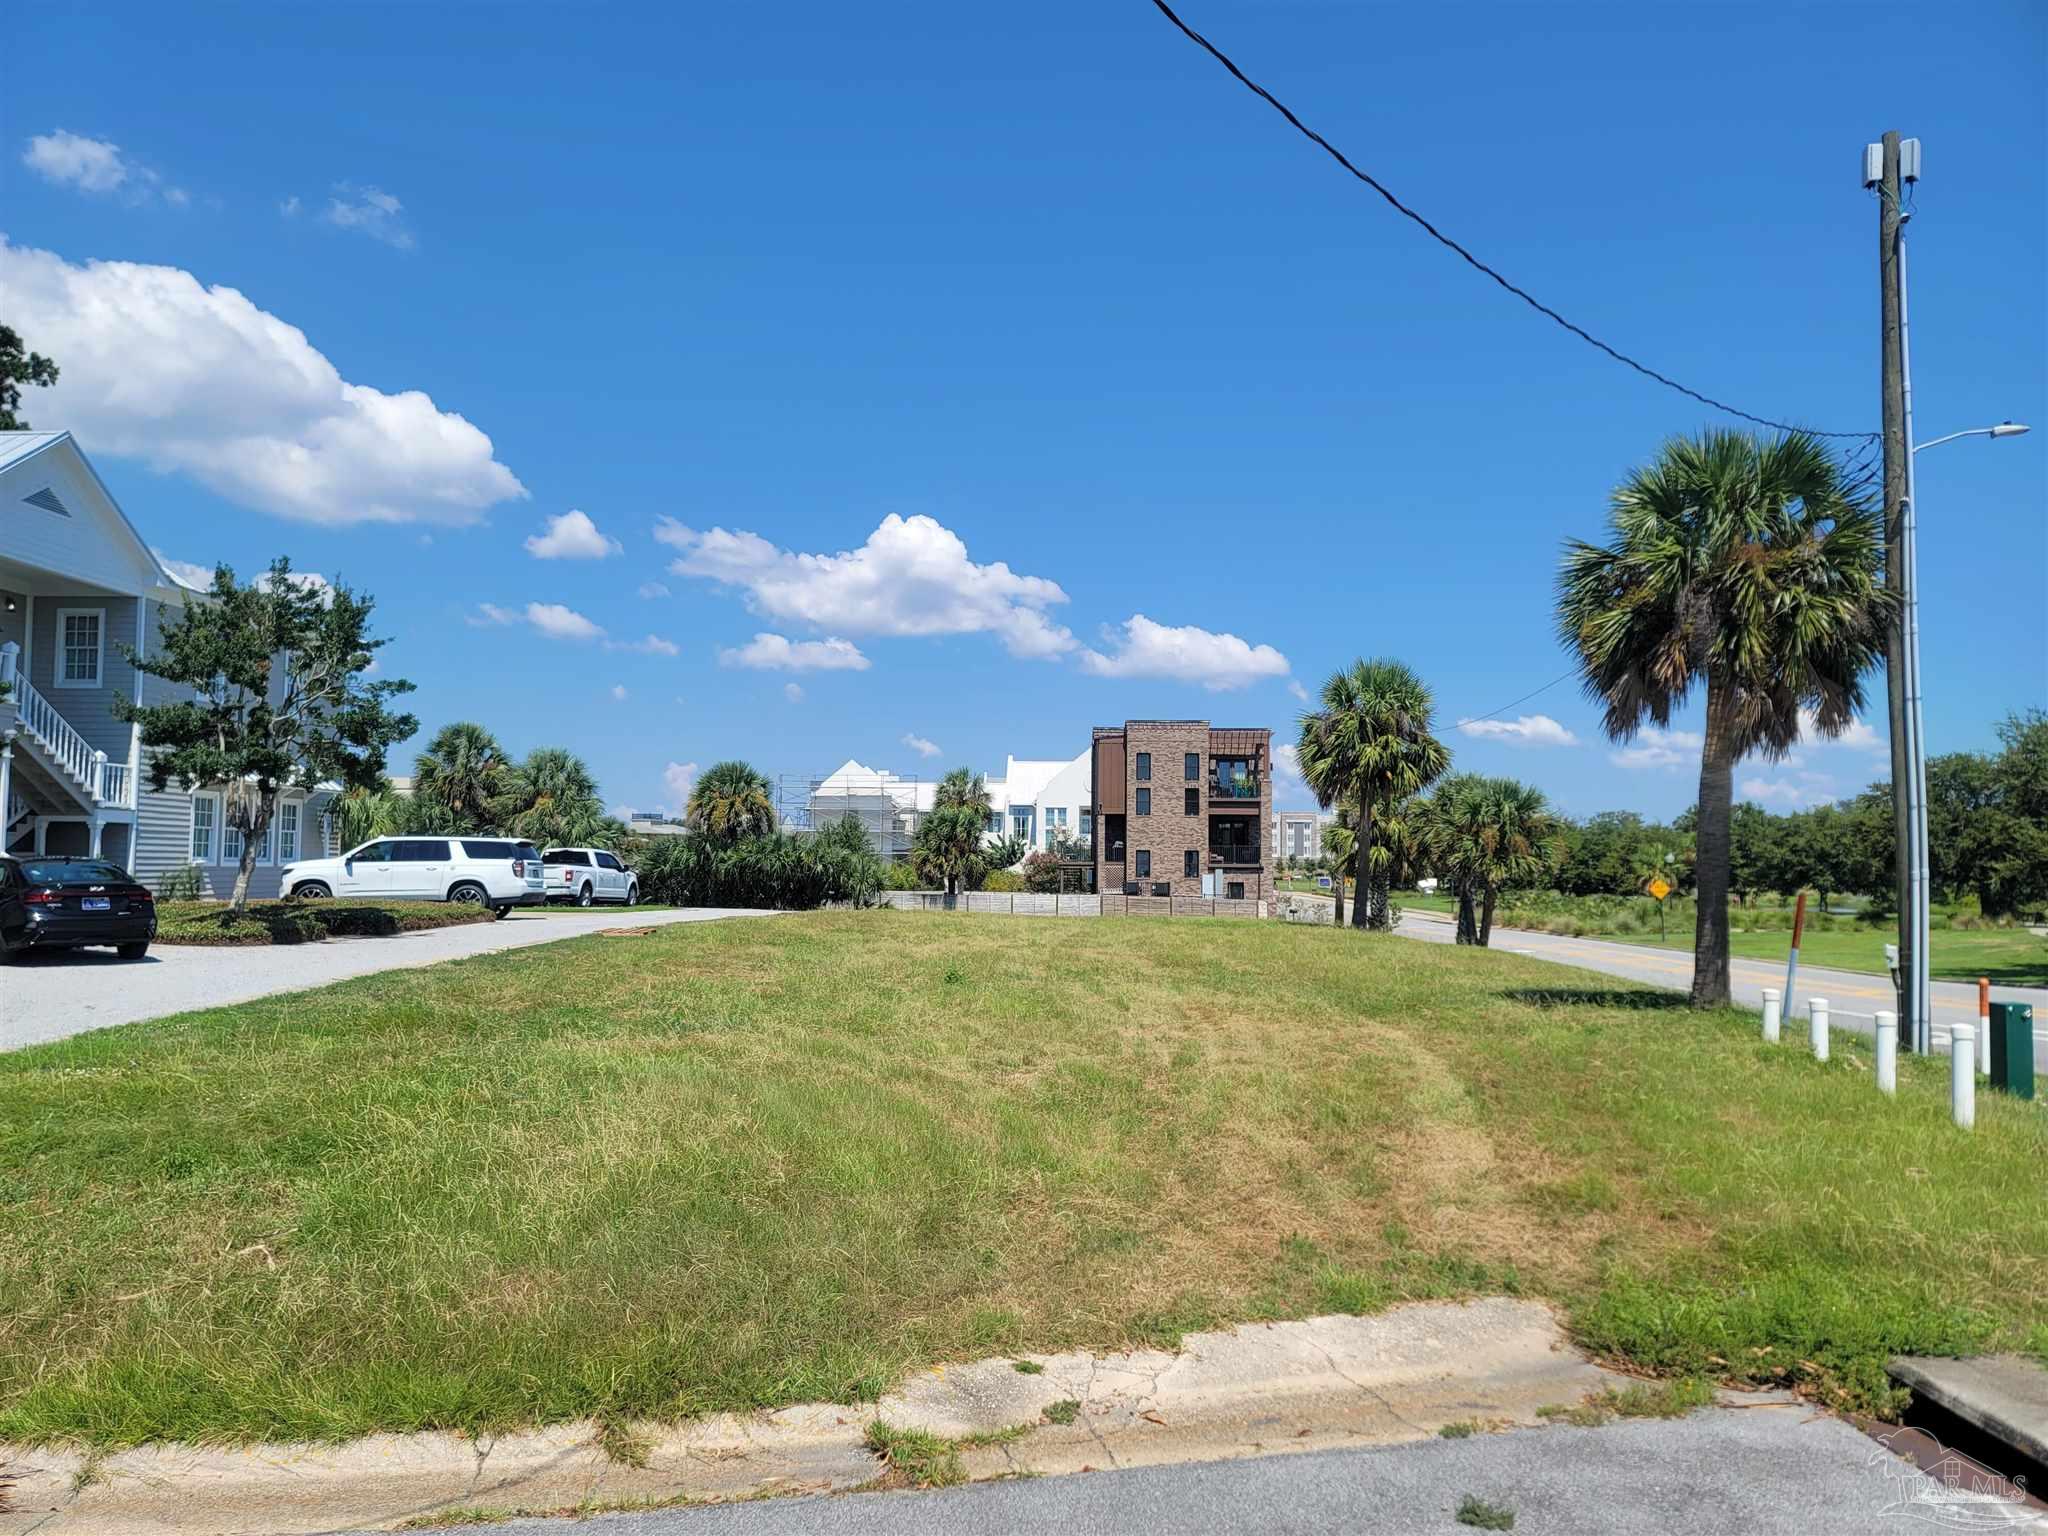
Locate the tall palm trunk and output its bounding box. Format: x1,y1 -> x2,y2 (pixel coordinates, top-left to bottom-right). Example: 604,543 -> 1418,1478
1690,676 -> 1736,1007
1330,868 -> 1345,926
1454,882 -> 1478,944
1350,795 -> 1372,930
1479,885 -> 1497,947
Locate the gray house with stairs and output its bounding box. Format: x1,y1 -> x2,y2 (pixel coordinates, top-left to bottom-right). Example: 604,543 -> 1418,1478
1,430 -> 338,896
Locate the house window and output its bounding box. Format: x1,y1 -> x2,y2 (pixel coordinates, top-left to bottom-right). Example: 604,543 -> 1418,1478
1184,787 -> 1199,815
255,816 -> 275,865
1184,753 -> 1199,780
1044,806 -> 1067,848
1080,809 -> 1093,842
1135,850 -> 1151,878
1135,787 -> 1150,816
1135,752 -> 1151,781
1227,881 -> 1245,900
278,801 -> 300,863
222,820 -> 243,865
1183,849 -> 1199,878
1011,809 -> 1032,843
55,608 -> 104,689
189,793 -> 219,863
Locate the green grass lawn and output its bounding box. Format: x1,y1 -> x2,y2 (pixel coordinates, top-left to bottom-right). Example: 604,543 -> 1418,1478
154,899 -> 494,946
1601,925 -> 2046,988
4,911 -> 2044,1449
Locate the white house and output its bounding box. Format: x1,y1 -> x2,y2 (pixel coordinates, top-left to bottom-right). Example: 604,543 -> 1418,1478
804,748 -> 1095,862
0,431 -> 338,895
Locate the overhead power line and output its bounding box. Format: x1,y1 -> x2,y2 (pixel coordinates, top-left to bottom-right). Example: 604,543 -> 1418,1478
1148,0 -> 1878,445
1456,669 -> 1578,728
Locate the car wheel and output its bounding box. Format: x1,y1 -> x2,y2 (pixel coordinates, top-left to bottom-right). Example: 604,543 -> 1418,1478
118,942 -> 149,961
449,881 -> 489,909
626,884 -> 639,906
294,881 -> 332,900
577,883 -> 594,908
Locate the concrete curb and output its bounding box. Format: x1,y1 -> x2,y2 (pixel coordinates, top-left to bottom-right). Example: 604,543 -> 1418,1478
2,1299 -> 1619,1534
1889,1355 -> 2048,1469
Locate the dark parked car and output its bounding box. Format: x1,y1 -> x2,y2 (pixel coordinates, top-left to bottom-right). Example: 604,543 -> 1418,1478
0,856 -> 157,963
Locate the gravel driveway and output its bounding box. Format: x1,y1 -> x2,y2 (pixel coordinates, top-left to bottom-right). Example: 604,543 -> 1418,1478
0,907 -> 772,1051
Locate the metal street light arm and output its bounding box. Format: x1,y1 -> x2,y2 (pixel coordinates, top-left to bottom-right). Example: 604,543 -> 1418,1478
1913,424 -> 2032,453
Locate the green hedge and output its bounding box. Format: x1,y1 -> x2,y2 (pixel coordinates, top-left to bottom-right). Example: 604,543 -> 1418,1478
633,830 -> 882,909
154,901 -> 495,946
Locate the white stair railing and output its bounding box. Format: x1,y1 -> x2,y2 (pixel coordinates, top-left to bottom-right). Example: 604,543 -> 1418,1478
0,641 -> 126,803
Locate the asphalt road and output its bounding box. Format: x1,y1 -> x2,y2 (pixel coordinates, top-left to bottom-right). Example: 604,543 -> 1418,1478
461,1409 -> 1969,1536
1397,910 -> 2048,1058
0,906 -> 772,1050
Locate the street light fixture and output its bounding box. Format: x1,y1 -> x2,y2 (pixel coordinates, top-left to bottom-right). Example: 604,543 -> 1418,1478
1893,403 -> 2032,1055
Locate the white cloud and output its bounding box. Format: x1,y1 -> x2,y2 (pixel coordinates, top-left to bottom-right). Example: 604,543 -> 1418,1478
1610,727 -> 1704,772
524,509 -> 621,560
611,683 -> 628,702
153,549 -> 214,591
638,581 -> 672,599
1457,713 -> 1579,748
717,632 -> 871,672
1741,771 -> 1839,809
662,760 -> 699,813
323,183 -> 413,248
468,602 -> 517,627
1793,707 -> 1885,755
0,239 -> 525,526
658,513 -> 1074,659
901,733 -> 942,759
280,195 -> 302,217
612,634 -> 679,656
1288,680 -> 1310,703
23,130 -> 129,192
525,602 -> 604,642
1078,615 -> 1290,692
23,130 -> 189,206
784,683 -> 805,704
256,567 -> 335,606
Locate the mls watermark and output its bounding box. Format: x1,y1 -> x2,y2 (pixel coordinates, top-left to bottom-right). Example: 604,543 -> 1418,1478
1869,1432 -> 2044,1531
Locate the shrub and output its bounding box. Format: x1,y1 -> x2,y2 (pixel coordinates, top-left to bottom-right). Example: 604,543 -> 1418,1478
981,870 -> 1024,892
633,829 -> 882,910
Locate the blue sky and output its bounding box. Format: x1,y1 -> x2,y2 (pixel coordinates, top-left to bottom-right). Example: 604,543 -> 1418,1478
6,1 -> 2042,822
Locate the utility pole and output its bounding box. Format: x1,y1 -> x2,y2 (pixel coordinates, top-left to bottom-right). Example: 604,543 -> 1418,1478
1873,130 -> 1913,1043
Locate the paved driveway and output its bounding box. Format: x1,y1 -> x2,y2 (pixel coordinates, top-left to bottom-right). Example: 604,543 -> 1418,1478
0,907 -> 772,1051
1397,909 -> 2048,1057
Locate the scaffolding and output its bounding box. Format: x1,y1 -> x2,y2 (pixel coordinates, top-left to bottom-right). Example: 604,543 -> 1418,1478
777,769 -> 932,861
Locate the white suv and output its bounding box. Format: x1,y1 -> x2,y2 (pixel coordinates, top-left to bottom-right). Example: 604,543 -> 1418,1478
542,847 -> 639,906
281,835 -> 547,915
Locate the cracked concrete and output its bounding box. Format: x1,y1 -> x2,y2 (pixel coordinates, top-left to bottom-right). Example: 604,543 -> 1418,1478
0,1298 -> 1619,1534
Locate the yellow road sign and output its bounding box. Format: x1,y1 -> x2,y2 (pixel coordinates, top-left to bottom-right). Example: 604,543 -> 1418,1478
1647,876 -> 1672,901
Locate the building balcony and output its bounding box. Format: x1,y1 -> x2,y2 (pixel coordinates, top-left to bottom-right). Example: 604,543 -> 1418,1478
1207,846 -> 1263,869
1208,774 -> 1262,801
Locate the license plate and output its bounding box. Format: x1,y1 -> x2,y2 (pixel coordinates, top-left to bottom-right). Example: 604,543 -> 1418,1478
81,897 -> 111,911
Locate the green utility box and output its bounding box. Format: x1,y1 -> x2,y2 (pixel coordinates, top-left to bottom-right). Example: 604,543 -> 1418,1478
1988,1002 -> 2035,1100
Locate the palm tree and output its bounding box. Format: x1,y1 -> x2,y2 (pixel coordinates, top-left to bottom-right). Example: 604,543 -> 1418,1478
1319,817 -> 1352,926
505,746 -> 606,847
1558,429 -> 1892,1005
1298,659 -> 1451,930
686,760 -> 775,846
1423,775 -> 1566,946
932,767 -> 992,815
913,767 -> 998,895
411,722 -> 513,832
331,782 -> 419,850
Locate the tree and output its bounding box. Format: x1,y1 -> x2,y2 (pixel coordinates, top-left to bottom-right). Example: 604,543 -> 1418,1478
331,781 -> 428,849
412,722 -> 514,833
121,559 -> 416,912
1557,429 -> 1892,1005
0,324 -> 59,431
1297,659 -> 1450,931
504,746 -> 608,847
1423,775 -> 1566,945
1320,818 -> 1352,926
686,760 -> 776,845
912,768 -> 993,896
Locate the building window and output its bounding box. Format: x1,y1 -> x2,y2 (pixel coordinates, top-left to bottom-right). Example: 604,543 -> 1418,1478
54,608 -> 105,689
255,816 -> 275,865
1135,752 -> 1151,781
1080,809 -> 1093,842
189,793 -> 218,863
1183,849 -> 1199,878
278,801 -> 300,863
1044,806 -> 1067,849
222,820 -> 243,866
1227,881 -> 1245,900
1135,850 -> 1151,878
1135,787 -> 1150,816
1184,752 -> 1199,780
1011,809 -> 1032,844
1184,787 -> 1199,815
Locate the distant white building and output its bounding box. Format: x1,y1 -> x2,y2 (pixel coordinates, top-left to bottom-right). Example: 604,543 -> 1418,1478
1272,808 -> 1333,863
804,748 -> 1094,863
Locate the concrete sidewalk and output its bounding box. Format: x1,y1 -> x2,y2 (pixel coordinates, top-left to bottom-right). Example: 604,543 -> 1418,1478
0,907 -> 773,1051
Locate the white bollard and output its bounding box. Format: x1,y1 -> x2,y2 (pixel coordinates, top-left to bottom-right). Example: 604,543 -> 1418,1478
1761,988 -> 1782,1043
1979,1009 -> 1992,1077
1950,1024 -> 1976,1130
1874,1012 -> 1897,1095
1809,998 -> 1830,1062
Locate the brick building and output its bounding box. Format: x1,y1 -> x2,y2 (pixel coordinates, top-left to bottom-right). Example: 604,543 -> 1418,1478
1091,719 -> 1271,914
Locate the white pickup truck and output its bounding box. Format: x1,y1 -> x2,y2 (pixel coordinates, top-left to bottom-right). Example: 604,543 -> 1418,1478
541,846 -> 640,906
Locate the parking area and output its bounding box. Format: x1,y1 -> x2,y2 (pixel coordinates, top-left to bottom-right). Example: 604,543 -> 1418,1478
0,906 -> 773,1051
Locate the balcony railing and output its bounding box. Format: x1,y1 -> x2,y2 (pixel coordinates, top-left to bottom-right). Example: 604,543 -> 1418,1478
1208,846 -> 1263,867
1209,774 -> 1262,800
